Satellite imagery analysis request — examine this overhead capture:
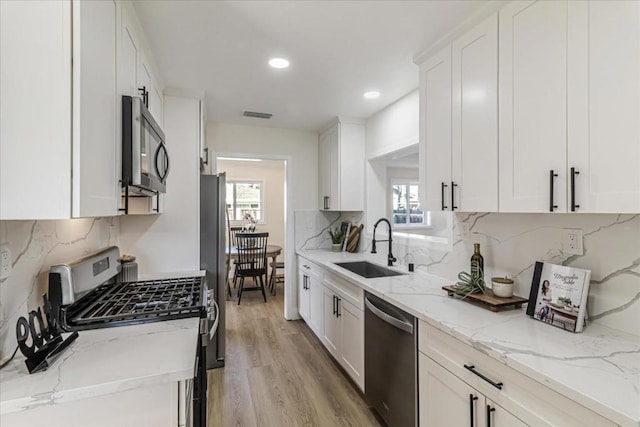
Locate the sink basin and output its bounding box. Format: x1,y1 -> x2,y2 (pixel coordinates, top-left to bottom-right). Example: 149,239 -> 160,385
334,261 -> 405,279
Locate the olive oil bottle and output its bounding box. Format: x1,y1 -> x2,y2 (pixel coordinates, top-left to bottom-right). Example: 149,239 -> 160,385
470,243 -> 484,280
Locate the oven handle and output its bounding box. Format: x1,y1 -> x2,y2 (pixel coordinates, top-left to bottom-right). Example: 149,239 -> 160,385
365,297 -> 413,334
209,298 -> 219,340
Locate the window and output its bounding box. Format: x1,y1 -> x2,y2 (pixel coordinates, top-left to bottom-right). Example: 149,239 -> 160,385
226,181 -> 264,222
391,182 -> 428,227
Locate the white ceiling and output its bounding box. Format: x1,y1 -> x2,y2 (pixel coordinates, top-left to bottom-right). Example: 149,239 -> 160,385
133,1 -> 486,132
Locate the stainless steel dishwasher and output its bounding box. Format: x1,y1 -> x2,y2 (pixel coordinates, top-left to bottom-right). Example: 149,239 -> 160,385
364,292 -> 417,427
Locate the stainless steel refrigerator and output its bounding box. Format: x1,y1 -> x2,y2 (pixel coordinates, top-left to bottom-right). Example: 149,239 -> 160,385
200,173 -> 226,369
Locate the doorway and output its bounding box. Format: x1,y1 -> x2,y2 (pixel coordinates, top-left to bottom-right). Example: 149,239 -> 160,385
216,156 -> 288,310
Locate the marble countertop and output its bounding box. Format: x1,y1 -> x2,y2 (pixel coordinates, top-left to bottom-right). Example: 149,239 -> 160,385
298,249 -> 640,427
0,270 -> 205,416
0,318 -> 199,415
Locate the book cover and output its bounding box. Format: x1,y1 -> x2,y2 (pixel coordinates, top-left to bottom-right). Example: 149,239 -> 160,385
526,261 -> 591,333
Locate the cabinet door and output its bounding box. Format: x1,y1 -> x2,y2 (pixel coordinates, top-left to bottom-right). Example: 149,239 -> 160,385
322,290 -> 341,359
338,123 -> 365,211
499,0 -> 568,212
298,270 -> 310,321
318,124 -> 340,210
568,1 -> 640,213
72,0 -> 119,217
339,298 -> 364,391
119,7 -> 139,97
308,276 -> 324,337
486,399 -> 528,427
419,46 -> 452,212
452,14 -> 498,212
419,353 -> 485,427
0,0 -> 72,219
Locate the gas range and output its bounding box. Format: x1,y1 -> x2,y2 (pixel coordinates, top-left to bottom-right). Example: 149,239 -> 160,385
60,276 -> 206,331
47,247 -> 211,333
46,246 -> 214,427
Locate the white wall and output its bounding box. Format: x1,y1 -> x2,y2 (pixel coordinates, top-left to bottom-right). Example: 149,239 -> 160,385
217,159 -> 285,261
365,90 -> 419,235
119,95 -> 201,274
207,122 -> 318,319
365,90 -> 419,159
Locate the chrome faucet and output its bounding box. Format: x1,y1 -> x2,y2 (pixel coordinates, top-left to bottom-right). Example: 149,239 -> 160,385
371,218 -> 397,267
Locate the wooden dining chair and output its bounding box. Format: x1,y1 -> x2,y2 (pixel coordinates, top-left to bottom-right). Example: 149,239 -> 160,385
235,232 -> 269,304
229,226 -> 244,289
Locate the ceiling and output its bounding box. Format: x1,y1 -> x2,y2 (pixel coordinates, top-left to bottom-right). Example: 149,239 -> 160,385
133,1 -> 486,132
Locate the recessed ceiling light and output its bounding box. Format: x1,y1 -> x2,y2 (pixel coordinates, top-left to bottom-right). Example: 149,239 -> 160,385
363,91 -> 381,99
268,58 -> 290,69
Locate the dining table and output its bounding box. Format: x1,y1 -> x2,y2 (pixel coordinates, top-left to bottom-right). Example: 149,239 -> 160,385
226,245 -> 283,295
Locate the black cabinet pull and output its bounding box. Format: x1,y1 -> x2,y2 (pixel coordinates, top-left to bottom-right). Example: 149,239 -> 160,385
464,364 -> 503,390
441,182 -> 448,210
336,297 -> 341,318
571,167 -> 580,211
332,295 -> 337,315
549,170 -> 558,212
451,182 -> 458,210
323,196 -> 330,210
469,394 -> 478,427
486,405 -> 496,427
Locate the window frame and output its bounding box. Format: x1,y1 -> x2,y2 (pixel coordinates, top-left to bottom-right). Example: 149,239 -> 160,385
389,179 -> 431,229
225,180 -> 266,225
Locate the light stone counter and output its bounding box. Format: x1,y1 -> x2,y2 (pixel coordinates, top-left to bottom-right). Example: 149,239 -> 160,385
0,317 -> 199,416
0,270 -> 205,417
298,249 -> 640,427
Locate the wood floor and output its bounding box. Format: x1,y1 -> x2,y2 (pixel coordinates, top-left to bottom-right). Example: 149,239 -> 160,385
207,280 -> 382,427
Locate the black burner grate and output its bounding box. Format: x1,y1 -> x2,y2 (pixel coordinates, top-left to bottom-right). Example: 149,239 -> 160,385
65,276 -> 205,329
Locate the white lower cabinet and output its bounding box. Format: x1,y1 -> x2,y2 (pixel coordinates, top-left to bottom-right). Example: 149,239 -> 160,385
338,297 -> 364,390
420,353 -> 525,427
297,255 -> 365,391
418,320 -> 616,427
322,287 -> 341,359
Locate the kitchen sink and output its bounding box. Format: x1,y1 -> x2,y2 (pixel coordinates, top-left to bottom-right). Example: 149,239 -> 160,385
334,261 -> 405,279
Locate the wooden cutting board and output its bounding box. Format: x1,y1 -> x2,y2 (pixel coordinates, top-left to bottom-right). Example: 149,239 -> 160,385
442,286 -> 528,312
346,224 -> 363,253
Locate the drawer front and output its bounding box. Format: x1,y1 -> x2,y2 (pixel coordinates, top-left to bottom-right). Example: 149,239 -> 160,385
297,256 -> 324,281
323,270 -> 364,310
419,321 -> 616,427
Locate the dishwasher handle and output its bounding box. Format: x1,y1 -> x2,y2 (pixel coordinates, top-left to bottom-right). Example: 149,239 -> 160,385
365,297 -> 414,334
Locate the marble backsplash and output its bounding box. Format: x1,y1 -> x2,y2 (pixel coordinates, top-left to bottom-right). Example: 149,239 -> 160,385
294,210 -> 640,337
0,218 -> 120,360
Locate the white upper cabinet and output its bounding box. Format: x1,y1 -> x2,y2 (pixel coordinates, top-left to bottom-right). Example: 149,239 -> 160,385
567,1 -> 640,213
419,14 -> 498,213
1,0 -> 120,219
72,0 -> 119,218
499,0 -> 569,213
1,1 -> 72,219
318,120 -> 365,211
451,13 -> 498,212
420,46 -> 452,212
500,0 -> 640,213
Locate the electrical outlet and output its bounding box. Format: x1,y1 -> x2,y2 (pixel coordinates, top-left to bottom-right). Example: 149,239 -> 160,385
0,246 -> 11,279
563,229 -> 584,256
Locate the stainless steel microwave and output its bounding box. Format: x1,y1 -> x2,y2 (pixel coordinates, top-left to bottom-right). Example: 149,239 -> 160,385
122,95 -> 169,195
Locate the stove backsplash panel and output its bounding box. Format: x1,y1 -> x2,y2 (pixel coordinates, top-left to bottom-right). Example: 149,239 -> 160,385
0,218 -> 120,360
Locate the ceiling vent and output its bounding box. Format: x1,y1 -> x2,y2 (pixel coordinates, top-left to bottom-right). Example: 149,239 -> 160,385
243,110 -> 272,119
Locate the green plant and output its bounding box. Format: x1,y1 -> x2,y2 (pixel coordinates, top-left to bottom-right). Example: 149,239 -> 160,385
328,227 -> 345,245
452,270 -> 486,298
